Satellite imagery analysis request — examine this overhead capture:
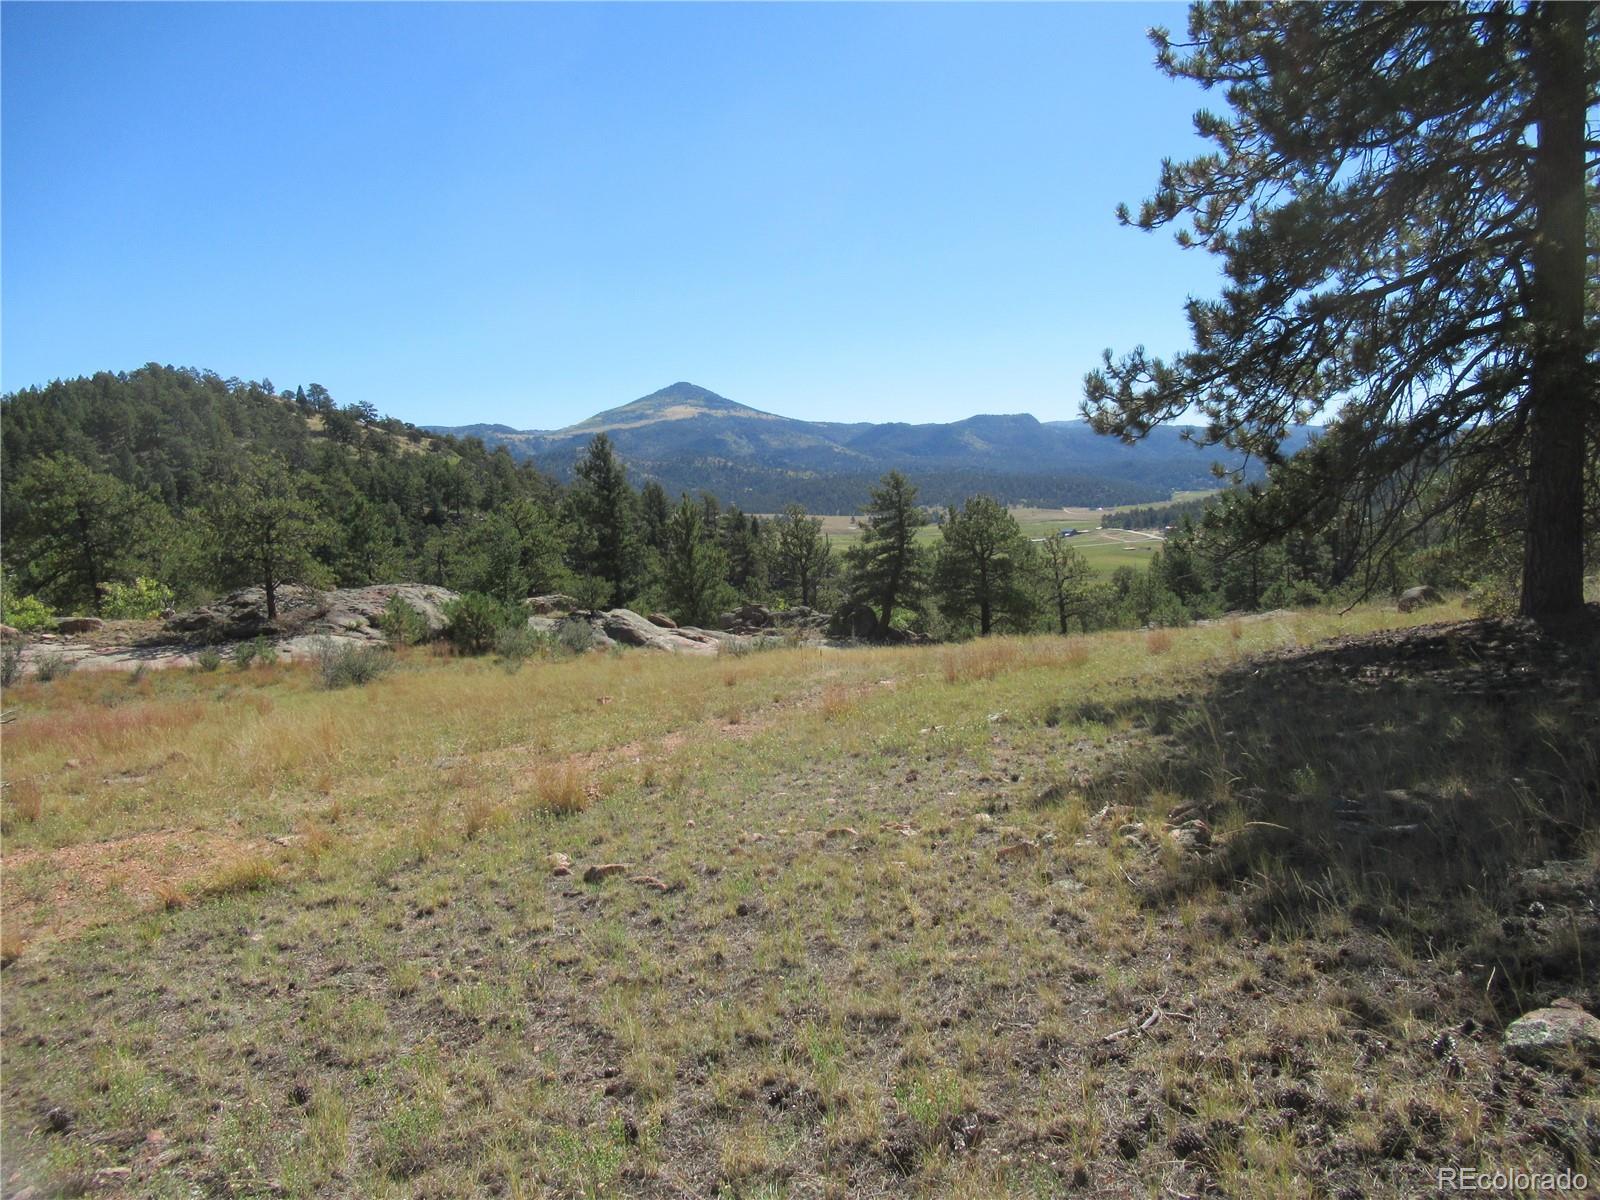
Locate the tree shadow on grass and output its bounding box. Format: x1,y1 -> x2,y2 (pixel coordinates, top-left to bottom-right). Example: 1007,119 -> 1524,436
1066,612 -> 1600,1018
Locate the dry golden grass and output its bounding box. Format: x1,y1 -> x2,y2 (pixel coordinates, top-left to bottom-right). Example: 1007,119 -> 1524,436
528,760 -> 592,815
196,854 -> 279,897
461,795 -> 502,839
10,598 -> 1584,1200
0,926 -> 25,966
3,778 -> 43,829
151,879 -> 189,911
818,683 -> 857,720
1146,628 -> 1174,655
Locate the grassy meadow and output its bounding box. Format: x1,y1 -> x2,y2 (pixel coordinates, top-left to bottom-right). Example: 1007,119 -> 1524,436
2,602 -> 1597,1198
790,506 -> 1171,577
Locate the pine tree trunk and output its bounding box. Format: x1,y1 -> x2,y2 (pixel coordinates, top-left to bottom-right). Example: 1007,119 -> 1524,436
1520,1 -> 1591,620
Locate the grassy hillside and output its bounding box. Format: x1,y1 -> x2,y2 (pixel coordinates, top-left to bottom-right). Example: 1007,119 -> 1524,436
2,606 -> 1596,1198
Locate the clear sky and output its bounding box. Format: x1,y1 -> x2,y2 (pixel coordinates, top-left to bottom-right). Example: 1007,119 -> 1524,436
2,1 -> 1221,430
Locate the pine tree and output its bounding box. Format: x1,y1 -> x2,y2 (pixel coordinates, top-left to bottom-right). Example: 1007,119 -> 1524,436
933,496 -> 1034,635
203,455 -> 330,621
568,434 -> 641,609
4,455 -> 164,613
773,504 -> 833,608
844,471 -> 928,632
1084,2 -> 1598,619
1039,536 -> 1096,635
662,497 -> 732,627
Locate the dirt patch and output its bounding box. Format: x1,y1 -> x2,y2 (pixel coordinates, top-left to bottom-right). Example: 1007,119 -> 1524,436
2,829 -> 273,949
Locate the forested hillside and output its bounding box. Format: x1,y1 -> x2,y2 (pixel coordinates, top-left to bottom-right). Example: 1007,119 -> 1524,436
0,365 -> 561,615
427,382 -> 1284,510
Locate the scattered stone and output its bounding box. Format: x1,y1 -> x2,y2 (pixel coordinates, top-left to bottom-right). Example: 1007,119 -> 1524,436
55,616 -> 104,635
583,863 -> 629,883
1397,585 -> 1444,613
548,853 -> 573,877
1502,998 -> 1600,1067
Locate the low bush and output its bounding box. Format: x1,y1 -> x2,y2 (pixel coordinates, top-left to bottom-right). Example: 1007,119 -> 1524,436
495,623 -> 550,671
314,639 -> 395,689
443,593 -> 519,655
554,617 -> 598,655
33,652 -> 75,683
99,577 -> 176,620
0,643 -> 21,688
194,647 -> 223,672
1,593 -> 55,633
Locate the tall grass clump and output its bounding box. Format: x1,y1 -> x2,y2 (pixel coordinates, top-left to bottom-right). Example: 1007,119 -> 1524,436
194,647 -> 223,673
529,761 -> 593,815
0,643 -> 21,688
314,639 -> 395,689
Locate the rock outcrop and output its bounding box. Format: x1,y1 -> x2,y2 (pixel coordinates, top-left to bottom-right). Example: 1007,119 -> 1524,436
166,584 -> 458,643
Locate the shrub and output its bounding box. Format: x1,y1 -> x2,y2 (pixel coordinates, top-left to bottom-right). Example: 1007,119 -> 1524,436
443,593 -> 519,655
194,647 -> 223,673
99,577 -> 176,620
0,644 -> 20,688
554,617 -> 598,655
379,596 -> 430,647
33,652 -> 75,683
315,639 -> 394,689
234,636 -> 276,669
1,592 -> 55,633
494,623 -> 550,672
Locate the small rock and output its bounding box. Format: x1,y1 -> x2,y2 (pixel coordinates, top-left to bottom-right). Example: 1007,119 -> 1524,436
1169,819 -> 1213,854
1397,585 -> 1443,613
1502,998 -> 1600,1067
583,863 -> 629,883
548,853 -> 573,877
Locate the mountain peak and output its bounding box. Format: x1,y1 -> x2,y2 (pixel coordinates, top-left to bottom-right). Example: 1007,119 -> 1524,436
560,383 -> 775,434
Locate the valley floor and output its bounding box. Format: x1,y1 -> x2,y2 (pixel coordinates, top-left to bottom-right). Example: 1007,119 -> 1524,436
1,605 -> 1597,1198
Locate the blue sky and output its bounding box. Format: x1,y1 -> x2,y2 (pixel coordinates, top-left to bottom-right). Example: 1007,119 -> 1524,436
2,2 -> 1220,430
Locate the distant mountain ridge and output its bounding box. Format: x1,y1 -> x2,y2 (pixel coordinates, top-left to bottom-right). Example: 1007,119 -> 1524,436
426,382 -> 1301,511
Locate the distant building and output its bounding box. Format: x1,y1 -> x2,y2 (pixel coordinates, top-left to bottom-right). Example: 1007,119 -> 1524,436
1057,528 -> 1080,538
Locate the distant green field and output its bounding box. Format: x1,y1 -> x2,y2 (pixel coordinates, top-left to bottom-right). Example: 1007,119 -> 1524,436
791,501 -> 1178,576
